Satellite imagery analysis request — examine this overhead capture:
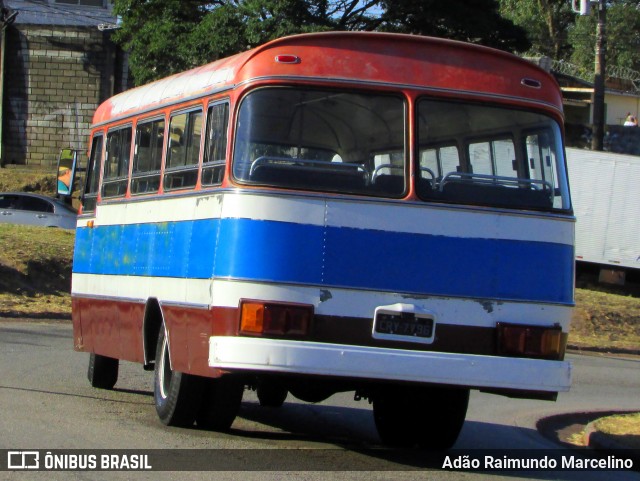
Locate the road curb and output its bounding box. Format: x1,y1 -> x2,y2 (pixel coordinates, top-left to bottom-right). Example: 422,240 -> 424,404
567,345 -> 640,358
584,420 -> 640,465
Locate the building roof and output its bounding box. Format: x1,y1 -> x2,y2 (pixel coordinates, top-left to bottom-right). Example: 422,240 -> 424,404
3,0 -> 116,28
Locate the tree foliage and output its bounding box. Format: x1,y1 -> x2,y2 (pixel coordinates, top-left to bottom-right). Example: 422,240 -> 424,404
500,0 -> 640,77
569,0 -> 640,73
380,0 -> 529,52
112,0 -> 530,85
113,0 -> 211,84
499,0 -> 575,59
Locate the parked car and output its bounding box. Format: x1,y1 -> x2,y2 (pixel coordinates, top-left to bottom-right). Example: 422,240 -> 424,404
0,192 -> 77,229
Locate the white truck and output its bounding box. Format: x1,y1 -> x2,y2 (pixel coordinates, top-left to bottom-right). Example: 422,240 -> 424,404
566,147 -> 640,274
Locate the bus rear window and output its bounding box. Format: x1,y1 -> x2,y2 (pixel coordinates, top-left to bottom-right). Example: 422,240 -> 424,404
416,100 -> 570,211
233,88 -> 406,197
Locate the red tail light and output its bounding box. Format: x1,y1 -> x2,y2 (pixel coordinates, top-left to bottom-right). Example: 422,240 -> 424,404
497,323 -> 564,359
239,300 -> 312,337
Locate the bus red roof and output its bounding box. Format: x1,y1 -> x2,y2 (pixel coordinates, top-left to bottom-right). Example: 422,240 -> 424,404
93,32 -> 562,125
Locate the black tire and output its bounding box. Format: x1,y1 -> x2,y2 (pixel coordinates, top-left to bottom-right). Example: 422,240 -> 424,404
154,324 -> 204,427
196,376 -> 244,431
373,386 -> 469,449
256,380 -> 289,408
87,352 -> 119,390
257,381 -> 288,407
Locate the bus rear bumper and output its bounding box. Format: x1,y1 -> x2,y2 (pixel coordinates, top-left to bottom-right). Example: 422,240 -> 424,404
208,337 -> 571,393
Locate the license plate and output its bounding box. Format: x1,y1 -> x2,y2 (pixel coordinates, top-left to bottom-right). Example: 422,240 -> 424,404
375,312 -> 434,339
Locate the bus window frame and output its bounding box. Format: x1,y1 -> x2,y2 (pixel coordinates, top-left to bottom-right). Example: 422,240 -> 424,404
102,124 -> 133,200
131,114 -> 167,196
82,132 -> 104,213
465,134 -> 518,177
414,96 -> 569,212
163,106 -> 204,192
230,86 -> 409,199
201,99 -> 230,188
418,141 -> 461,181
522,126 -> 564,206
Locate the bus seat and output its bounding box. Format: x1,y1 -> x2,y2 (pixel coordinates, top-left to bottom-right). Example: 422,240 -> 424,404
441,181 -> 553,209
251,164 -> 367,192
372,175 -> 405,195
415,177 -> 434,197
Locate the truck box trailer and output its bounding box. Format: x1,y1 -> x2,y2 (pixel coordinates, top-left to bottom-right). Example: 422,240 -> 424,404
566,147 -> 640,271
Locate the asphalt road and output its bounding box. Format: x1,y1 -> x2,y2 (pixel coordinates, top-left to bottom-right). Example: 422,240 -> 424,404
0,320 -> 638,480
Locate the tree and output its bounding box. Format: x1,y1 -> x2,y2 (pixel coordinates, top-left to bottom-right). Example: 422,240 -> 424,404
569,0 -> 640,73
381,0 -> 530,52
188,4 -> 250,67
113,0 -> 211,84
113,0 -> 531,85
499,0 -> 575,59
501,0 -> 640,76
237,0 -> 333,48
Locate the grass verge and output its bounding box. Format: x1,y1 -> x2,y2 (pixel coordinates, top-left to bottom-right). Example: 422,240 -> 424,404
567,412 -> 640,450
0,224 -> 73,319
570,289 -> 640,353
593,413 -> 640,449
0,164 -> 57,193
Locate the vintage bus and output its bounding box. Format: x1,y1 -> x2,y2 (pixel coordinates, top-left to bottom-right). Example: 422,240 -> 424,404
70,32 -> 574,449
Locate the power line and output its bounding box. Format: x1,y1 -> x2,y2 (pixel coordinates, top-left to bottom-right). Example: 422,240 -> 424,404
13,0 -> 116,27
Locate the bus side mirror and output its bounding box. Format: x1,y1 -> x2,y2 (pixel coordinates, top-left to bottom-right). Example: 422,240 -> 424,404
57,148 -> 78,197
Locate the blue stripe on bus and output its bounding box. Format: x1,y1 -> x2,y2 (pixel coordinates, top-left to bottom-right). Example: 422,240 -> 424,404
74,219 -> 218,279
73,218 -> 574,304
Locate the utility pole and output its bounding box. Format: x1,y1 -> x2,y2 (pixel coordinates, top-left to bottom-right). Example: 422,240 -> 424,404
591,0 -> 606,151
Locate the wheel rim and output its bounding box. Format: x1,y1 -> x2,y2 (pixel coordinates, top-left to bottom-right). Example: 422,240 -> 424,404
158,335 -> 172,400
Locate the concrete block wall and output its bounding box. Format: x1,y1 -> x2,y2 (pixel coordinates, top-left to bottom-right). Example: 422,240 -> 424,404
4,25 -> 113,166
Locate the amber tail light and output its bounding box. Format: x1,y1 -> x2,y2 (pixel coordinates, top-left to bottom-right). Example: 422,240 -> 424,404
239,300 -> 313,337
497,323 -> 564,359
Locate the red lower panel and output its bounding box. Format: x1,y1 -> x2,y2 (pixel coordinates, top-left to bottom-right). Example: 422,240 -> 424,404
161,304 -> 237,377
73,296 -> 237,377
73,297 -> 143,363
72,297 -> 89,352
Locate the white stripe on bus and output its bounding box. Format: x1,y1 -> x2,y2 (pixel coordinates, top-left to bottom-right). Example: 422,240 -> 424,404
86,191 -> 573,245
71,274 -> 572,330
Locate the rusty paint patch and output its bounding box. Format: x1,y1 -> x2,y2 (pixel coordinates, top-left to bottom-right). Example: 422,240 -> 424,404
479,300 -> 495,313
319,289 -> 332,302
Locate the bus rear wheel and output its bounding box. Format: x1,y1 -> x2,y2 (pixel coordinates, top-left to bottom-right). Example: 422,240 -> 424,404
153,324 -> 204,427
195,376 -> 244,431
372,386 -> 469,449
87,352 -> 119,390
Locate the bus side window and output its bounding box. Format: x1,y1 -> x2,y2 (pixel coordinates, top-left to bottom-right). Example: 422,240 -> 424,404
164,109 -> 202,190
102,126 -> 132,198
132,117 -> 165,195
83,134 -> 103,212
468,138 -> 516,177
417,144 -> 459,196
202,102 -> 229,186
526,131 -> 561,207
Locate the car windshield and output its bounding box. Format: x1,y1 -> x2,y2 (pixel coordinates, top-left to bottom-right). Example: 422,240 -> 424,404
233,88 -> 406,197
